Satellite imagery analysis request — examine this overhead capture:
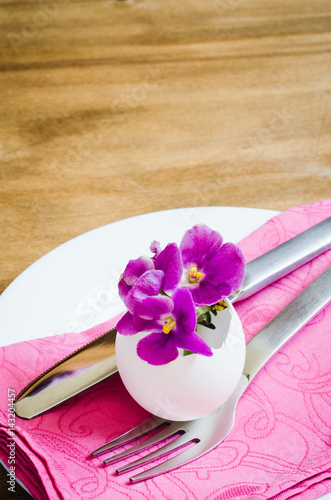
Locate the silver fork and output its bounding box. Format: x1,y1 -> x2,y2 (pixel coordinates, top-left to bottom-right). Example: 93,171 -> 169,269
91,265 -> 331,483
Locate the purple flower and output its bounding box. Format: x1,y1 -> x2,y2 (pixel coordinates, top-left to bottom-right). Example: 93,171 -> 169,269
118,256 -> 154,302
118,243 -> 182,305
150,240 -> 162,258
117,268 -> 175,335
179,224 -> 245,306
154,243 -> 183,294
123,270 -> 173,319
133,288 -> 213,365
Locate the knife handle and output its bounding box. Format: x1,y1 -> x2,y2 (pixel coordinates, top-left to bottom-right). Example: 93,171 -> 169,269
231,217 -> 331,302
243,265 -> 331,381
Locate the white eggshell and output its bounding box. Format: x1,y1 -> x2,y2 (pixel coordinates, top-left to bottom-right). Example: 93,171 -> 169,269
115,299 -> 245,421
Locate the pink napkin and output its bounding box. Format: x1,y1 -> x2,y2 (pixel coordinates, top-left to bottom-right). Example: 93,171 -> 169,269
1,199 -> 331,500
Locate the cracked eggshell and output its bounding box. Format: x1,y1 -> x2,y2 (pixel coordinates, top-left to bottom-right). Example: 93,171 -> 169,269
115,299 -> 246,421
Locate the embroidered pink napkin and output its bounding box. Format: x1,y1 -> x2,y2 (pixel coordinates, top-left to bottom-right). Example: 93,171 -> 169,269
1,199 -> 330,500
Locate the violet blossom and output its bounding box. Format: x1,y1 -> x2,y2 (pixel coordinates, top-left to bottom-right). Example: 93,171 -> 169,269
179,224 -> 245,306
134,288 -> 213,365
118,243 -> 182,307
117,268 -> 175,338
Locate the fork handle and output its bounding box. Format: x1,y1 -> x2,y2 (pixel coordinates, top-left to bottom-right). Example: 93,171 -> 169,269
243,265 -> 331,382
230,217 -> 331,302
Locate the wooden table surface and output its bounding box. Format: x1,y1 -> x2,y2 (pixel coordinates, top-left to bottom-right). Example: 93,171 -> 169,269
1,0 -> 330,497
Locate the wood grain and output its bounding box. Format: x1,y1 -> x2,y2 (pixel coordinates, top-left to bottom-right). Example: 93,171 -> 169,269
0,0 -> 330,497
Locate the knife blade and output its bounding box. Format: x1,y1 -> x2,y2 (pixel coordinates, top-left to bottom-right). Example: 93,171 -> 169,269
14,217 -> 331,419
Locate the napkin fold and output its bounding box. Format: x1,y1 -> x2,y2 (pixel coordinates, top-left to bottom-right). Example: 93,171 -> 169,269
1,199 -> 331,500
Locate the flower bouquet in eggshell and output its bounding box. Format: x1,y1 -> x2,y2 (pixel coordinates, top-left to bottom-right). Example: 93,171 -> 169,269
115,224 -> 246,421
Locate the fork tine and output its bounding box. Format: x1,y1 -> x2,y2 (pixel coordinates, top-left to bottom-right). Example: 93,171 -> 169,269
91,416 -> 164,457
116,432 -> 198,474
104,421 -> 186,465
129,438 -> 211,483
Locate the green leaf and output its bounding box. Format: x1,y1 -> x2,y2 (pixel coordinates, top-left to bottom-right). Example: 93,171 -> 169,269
198,320 -> 216,330
183,349 -> 193,356
197,311 -> 214,325
204,311 -> 212,323
196,306 -> 210,318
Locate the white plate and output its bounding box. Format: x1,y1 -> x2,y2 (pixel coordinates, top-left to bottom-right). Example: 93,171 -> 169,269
0,207 -> 278,347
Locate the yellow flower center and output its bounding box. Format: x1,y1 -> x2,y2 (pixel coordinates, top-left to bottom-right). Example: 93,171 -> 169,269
163,318 -> 176,334
189,267 -> 203,283
214,300 -> 228,311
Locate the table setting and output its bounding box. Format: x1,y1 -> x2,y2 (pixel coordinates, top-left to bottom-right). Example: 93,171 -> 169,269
1,0 -> 331,498
1,201 -> 331,499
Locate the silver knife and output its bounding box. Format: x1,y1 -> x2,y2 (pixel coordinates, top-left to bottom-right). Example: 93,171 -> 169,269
14,217 -> 331,419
